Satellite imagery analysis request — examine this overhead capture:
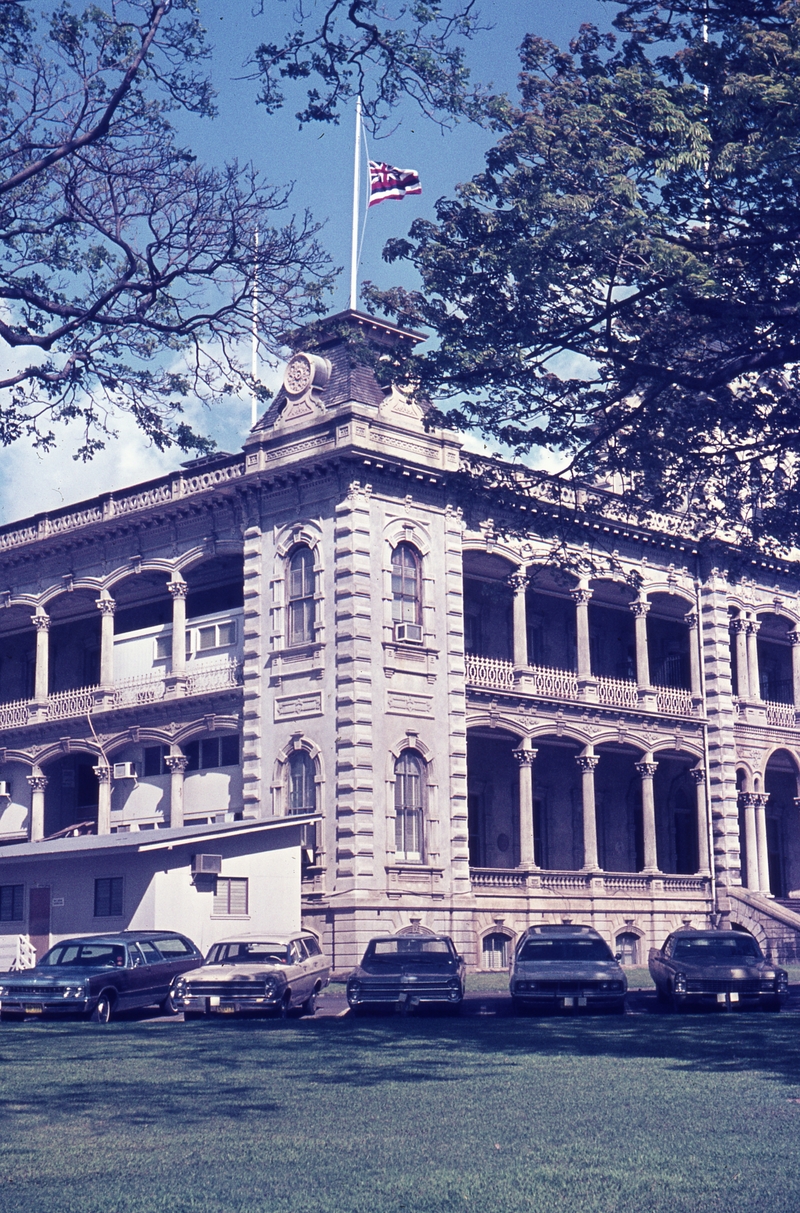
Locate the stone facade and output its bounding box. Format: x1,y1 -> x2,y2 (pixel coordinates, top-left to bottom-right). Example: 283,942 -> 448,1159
2,309 -> 800,969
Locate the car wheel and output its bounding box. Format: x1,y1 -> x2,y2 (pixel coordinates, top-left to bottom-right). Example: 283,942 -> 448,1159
90,993 -> 114,1024
669,988 -> 684,1014
0,1012 -> 23,1023
278,992 -> 292,1019
160,991 -> 180,1016
183,1011 -> 205,1021
511,997 -> 527,1016
300,990 -> 317,1017
762,998 -> 782,1012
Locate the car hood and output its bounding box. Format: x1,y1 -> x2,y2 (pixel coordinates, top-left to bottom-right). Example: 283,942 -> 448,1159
667,959 -> 772,979
0,967 -> 107,984
513,960 -> 627,983
184,964 -> 287,982
353,960 -> 459,979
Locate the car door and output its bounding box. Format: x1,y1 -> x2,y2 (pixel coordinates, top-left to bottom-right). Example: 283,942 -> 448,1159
287,939 -> 310,1006
301,934 -> 329,988
120,942 -> 158,1009
137,940 -> 170,1003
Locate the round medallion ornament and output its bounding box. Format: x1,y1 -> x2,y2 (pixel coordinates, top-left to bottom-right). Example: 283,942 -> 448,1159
284,353 -> 313,395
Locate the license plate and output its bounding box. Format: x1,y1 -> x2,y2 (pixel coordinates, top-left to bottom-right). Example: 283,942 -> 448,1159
24,1005 -> 43,1015
562,997 -> 574,1007
217,1005 -> 235,1014
209,995 -> 220,1007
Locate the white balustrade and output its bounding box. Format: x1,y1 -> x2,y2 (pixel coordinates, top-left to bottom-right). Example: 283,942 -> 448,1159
469,868 -> 711,893
529,664 -> 579,700
596,676 -> 639,708
0,697 -> 33,729
764,699 -> 796,728
46,685 -> 99,721
185,657 -> 244,696
465,655 -> 514,692
654,685 -> 696,717
113,672 -> 167,706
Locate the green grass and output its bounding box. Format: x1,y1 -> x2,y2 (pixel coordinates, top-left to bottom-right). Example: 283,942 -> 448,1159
2,1012 -> 800,1213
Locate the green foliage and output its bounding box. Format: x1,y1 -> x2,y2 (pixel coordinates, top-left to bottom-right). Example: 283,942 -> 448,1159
366,0 -> 800,549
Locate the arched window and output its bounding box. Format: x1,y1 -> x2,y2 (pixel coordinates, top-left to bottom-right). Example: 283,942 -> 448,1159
482,932 -> 511,970
615,932 -> 640,966
391,543 -> 422,628
287,547 -> 315,646
394,750 -> 425,862
288,750 -> 316,815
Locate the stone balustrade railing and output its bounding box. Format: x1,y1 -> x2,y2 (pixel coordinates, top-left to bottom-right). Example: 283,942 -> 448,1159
0,659 -> 243,730
469,867 -> 710,894
596,675 -> 639,709
764,699 -> 797,729
465,654 -> 515,692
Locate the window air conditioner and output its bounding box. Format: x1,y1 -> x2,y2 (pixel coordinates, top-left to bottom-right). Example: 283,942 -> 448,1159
113,762 -> 137,780
0,781 -> 11,797
395,622 -> 423,643
192,853 -> 223,876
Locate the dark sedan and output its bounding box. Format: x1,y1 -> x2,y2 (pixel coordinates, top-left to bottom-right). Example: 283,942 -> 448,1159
648,929 -> 789,1011
0,931 -> 203,1023
346,934 -> 465,1013
510,923 -> 627,1014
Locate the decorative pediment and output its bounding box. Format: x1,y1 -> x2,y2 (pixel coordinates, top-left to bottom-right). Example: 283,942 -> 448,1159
277,352 -> 331,424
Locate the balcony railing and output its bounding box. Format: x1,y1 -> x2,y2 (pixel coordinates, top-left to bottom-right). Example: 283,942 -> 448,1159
764,699 -> 796,728
465,654 -> 514,692
470,867 -> 710,894
0,659 -> 243,729
596,675 -> 639,709
654,685 -> 695,717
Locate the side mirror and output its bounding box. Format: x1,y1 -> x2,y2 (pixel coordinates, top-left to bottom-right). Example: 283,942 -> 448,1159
614,953 -> 623,962
457,955 -> 464,964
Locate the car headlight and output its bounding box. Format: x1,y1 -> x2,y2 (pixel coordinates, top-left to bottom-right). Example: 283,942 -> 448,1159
263,977 -> 281,998
776,971 -> 789,993
673,972 -> 687,994
599,981 -> 624,993
173,979 -> 187,997
62,985 -> 85,998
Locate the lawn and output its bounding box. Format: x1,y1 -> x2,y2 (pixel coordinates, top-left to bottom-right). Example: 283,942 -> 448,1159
2,1011 -> 800,1213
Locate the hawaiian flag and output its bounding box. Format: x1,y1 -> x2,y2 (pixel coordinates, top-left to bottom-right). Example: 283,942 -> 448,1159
368,160 -> 422,207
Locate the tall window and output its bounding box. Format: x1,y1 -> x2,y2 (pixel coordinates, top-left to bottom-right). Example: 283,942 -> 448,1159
287,546 -> 315,646
395,750 -> 425,862
391,543 -> 422,624
482,932 -> 511,970
288,750 -> 316,814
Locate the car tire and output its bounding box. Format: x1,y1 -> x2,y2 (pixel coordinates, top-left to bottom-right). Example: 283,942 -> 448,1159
160,992 -> 180,1016
300,990 -> 317,1017
0,1012 -> 23,1023
183,1011 -> 205,1021
278,992 -> 292,1019
669,988 -> 684,1014
90,993 -> 114,1024
511,997 -> 527,1016
762,998 -> 782,1012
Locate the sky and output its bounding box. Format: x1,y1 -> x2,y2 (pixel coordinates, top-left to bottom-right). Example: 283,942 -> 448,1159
0,0 -> 614,526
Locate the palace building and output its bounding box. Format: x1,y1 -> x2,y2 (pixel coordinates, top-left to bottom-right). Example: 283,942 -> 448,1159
1,309 -> 800,970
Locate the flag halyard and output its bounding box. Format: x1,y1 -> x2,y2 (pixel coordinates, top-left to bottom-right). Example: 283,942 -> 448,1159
368,160 -> 422,207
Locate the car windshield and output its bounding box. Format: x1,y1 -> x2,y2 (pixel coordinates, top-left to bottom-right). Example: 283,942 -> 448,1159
365,939 -> 453,963
672,936 -> 762,962
517,938 -> 614,963
207,943 -> 290,965
39,942 -> 126,968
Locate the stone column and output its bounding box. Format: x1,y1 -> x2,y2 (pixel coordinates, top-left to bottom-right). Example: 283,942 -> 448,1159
167,580 -> 188,690
631,599 -> 651,687
789,630 -> 800,711
26,772 -> 47,842
754,792 -> 771,894
571,586 -> 592,678
731,618 -> 750,699
739,792 -> 760,890
690,767 -> 711,876
512,740 -> 538,869
93,763 -> 112,835
164,753 -> 189,829
96,596 -> 116,688
31,612 -> 50,702
685,612 -> 702,698
509,572 -> 530,670
575,750 -> 600,872
747,618 -> 762,701
635,757 -> 660,873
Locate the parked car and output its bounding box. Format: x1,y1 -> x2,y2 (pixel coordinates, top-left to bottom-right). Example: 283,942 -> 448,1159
173,933 -> 330,1019
346,934 -> 466,1013
0,931 -> 203,1023
649,929 -> 789,1012
510,923 -> 627,1014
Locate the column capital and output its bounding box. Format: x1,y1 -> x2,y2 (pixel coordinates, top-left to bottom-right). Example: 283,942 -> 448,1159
575,754 -> 599,773
164,754 -> 189,774
512,747 -> 537,767
635,761 -> 658,779
684,611 -> 698,629
571,587 -> 592,605
168,580 -> 188,600
730,617 -> 747,634
93,763 -> 112,784
96,597 -> 116,616
752,792 -> 770,809
630,600 -> 650,618
507,571 -> 529,594
26,773 -> 48,791
31,612 -> 50,632
689,767 -> 706,785
746,619 -> 761,636
789,630 -> 800,646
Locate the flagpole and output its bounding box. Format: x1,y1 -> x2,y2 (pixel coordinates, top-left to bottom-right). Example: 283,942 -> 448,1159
349,95 -> 362,311
251,228 -> 259,429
